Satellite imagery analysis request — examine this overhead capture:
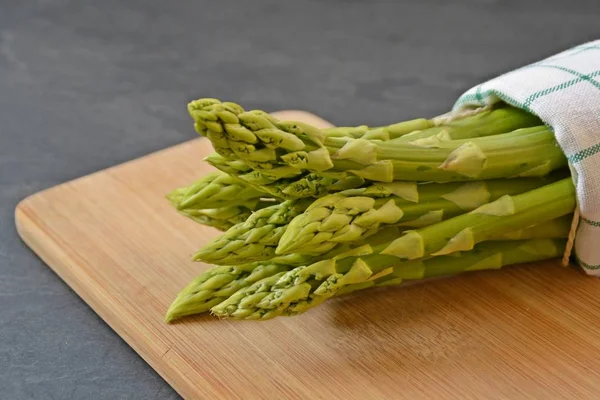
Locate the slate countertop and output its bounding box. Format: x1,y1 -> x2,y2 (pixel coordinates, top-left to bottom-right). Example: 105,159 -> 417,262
1,1 -> 599,398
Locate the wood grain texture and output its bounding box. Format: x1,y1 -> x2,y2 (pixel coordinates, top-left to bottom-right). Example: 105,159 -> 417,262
15,111 -> 600,400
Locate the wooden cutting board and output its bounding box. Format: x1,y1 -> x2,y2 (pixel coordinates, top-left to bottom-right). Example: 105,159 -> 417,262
15,110 -> 600,399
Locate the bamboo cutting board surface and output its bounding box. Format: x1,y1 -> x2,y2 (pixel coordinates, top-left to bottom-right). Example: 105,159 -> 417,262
15,110 -> 600,399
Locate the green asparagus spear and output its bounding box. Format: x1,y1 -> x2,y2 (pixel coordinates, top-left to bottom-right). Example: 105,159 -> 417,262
322,104 -> 540,142
166,180 -> 277,231
188,99 -> 566,185
188,98 -> 435,158
175,204 -> 264,231
165,262 -> 292,322
189,99 -> 539,156
337,238 -> 567,296
291,127 -> 566,183
394,106 -> 541,143
167,171 -> 269,210
491,214 -> 572,241
192,199 -> 314,264
210,238 -> 566,320
381,177 -> 575,260
276,175 -> 566,255
204,152 -> 369,199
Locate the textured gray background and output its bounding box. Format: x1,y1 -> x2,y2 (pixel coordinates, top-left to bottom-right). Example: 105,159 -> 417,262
1,0 -> 599,399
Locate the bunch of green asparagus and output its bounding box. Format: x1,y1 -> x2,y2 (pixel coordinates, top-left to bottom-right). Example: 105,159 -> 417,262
164,99 -> 575,322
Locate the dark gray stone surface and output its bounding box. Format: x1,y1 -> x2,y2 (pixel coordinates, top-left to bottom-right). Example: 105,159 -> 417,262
1,0 -> 598,398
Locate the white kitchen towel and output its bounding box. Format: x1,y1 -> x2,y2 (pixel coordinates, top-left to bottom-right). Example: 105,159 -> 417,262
453,39 -> 600,275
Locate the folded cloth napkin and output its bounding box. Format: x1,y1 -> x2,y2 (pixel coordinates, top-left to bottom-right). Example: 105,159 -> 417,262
452,40 -> 600,275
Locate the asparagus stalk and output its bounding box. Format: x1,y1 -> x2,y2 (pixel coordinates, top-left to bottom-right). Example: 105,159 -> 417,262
210,238 -> 566,320
276,175 -> 566,255
394,106 -> 541,143
321,104 -> 539,143
174,204 -> 262,231
165,262 -> 292,322
337,238 -> 567,296
189,99 -> 566,186
167,171 -> 270,210
291,127 -> 566,182
188,98 -> 435,158
204,152 -> 369,199
192,198 -> 314,264
381,177 -> 575,260
491,214 -> 572,241
230,167 -> 366,200
201,152 -> 308,199
189,99 -> 539,156
166,180 -> 277,230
